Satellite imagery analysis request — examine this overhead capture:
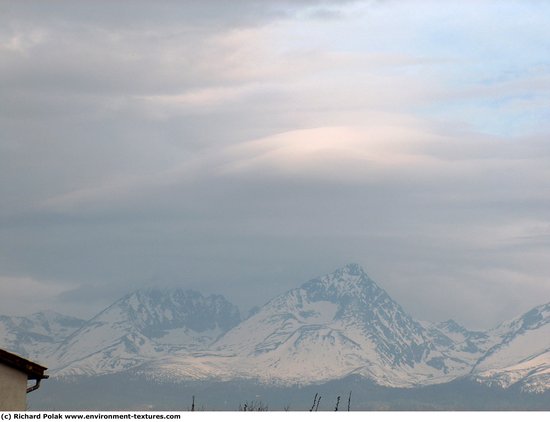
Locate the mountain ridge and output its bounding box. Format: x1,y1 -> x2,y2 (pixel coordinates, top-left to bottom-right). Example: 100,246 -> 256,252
1,264 -> 548,393
49,288 -> 241,377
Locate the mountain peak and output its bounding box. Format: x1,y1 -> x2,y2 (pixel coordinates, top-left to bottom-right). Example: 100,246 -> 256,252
28,310 -> 84,323
340,263 -> 366,276
111,287 -> 241,334
301,263 -> 378,298
437,319 -> 468,334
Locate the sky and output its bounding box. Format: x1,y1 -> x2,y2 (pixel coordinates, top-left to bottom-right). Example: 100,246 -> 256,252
1,0 -> 550,329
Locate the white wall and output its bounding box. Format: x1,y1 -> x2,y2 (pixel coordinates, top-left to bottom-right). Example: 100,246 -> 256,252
0,363 -> 27,411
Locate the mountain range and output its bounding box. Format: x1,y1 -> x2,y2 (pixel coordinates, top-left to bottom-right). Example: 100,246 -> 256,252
1,264 -> 549,396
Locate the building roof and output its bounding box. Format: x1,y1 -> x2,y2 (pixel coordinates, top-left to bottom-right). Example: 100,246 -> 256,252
0,349 -> 49,381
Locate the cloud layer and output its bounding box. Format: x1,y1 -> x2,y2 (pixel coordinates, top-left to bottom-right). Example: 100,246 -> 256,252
1,0 -> 550,328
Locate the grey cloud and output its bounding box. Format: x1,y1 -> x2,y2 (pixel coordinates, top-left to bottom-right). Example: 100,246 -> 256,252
3,0 -> 357,33
1,0 -> 549,328
3,137 -> 549,326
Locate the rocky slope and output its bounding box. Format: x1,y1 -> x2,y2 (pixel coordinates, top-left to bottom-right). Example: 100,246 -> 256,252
50,289 -> 241,376
472,303 -> 550,393
1,265 -> 548,393
141,264 -> 497,387
0,311 -> 85,363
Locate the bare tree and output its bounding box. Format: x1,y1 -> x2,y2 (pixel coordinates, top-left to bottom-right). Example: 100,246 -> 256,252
238,400 -> 268,411
310,393 -> 319,411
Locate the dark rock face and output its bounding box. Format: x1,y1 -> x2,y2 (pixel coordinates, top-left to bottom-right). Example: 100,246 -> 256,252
114,289 -> 241,337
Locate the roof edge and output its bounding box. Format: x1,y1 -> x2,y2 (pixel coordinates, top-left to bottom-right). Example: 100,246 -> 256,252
0,348 -> 48,380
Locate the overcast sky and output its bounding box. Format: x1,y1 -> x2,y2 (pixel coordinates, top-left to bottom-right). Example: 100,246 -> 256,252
1,0 -> 550,329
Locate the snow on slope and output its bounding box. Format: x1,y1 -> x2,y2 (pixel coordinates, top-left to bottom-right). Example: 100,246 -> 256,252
0,311 -> 85,363
140,264 -> 492,387
50,289 -> 240,377
473,303 -> 550,392
2,265 -> 547,392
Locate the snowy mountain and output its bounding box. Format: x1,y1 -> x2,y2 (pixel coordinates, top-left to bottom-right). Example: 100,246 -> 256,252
140,264 -> 494,387
0,311 -> 85,363
472,303 -> 550,393
421,318 -> 494,369
50,289 -> 241,377
434,319 -> 489,350
2,265 -> 548,394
